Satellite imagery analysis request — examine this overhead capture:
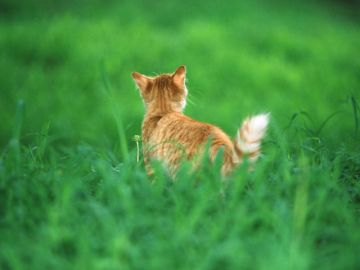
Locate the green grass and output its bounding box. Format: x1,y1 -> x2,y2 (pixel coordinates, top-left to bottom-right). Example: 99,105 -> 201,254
1,0 -> 360,269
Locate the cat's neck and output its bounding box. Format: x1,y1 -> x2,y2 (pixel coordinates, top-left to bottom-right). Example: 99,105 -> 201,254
144,111 -> 182,121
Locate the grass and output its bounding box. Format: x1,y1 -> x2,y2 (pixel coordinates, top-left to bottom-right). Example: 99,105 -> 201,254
1,0 -> 360,269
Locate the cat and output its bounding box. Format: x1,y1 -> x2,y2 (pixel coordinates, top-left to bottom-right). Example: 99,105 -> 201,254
132,65 -> 269,178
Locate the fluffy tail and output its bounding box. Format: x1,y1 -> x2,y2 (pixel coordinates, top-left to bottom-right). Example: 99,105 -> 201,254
234,113 -> 269,164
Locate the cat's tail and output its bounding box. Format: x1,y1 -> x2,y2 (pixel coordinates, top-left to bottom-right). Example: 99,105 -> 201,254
234,113 -> 269,164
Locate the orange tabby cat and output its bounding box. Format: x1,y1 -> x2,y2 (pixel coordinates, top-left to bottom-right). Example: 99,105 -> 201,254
132,65 -> 269,177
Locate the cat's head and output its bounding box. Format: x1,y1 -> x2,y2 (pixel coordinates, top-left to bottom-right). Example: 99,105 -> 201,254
132,65 -> 188,114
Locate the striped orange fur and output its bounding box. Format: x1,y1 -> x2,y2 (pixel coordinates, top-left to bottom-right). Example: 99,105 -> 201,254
132,65 -> 269,177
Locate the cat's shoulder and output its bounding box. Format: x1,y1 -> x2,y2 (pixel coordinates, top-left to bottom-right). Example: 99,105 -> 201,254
160,112 -> 191,123
160,112 -> 212,130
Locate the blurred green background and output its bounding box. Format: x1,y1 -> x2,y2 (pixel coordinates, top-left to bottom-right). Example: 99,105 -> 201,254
1,1 -> 360,269
1,0 -> 359,152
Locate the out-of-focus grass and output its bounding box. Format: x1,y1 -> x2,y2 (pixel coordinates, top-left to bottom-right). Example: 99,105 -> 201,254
0,0 -> 359,150
0,0 -> 360,269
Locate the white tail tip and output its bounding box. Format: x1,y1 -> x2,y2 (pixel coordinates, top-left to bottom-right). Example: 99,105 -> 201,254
235,113 -> 270,155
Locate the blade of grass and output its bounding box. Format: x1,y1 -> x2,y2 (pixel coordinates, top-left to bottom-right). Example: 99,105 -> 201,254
9,100 -> 25,171
314,111 -> 342,136
350,95 -> 359,136
100,60 -> 129,161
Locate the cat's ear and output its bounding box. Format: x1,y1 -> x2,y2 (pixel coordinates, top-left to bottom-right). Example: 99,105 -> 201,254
132,72 -> 151,92
172,65 -> 186,89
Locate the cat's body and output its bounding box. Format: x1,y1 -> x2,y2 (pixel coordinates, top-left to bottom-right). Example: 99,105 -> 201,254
132,66 -> 269,177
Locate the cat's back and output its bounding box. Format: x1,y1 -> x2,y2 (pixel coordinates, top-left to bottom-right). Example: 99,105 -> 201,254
151,112 -> 233,149
153,112 -> 212,143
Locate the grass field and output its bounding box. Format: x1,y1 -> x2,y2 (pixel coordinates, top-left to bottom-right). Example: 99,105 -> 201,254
1,0 -> 360,269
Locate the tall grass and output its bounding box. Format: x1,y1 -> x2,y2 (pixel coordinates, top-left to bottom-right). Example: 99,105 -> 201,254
1,103 -> 360,269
